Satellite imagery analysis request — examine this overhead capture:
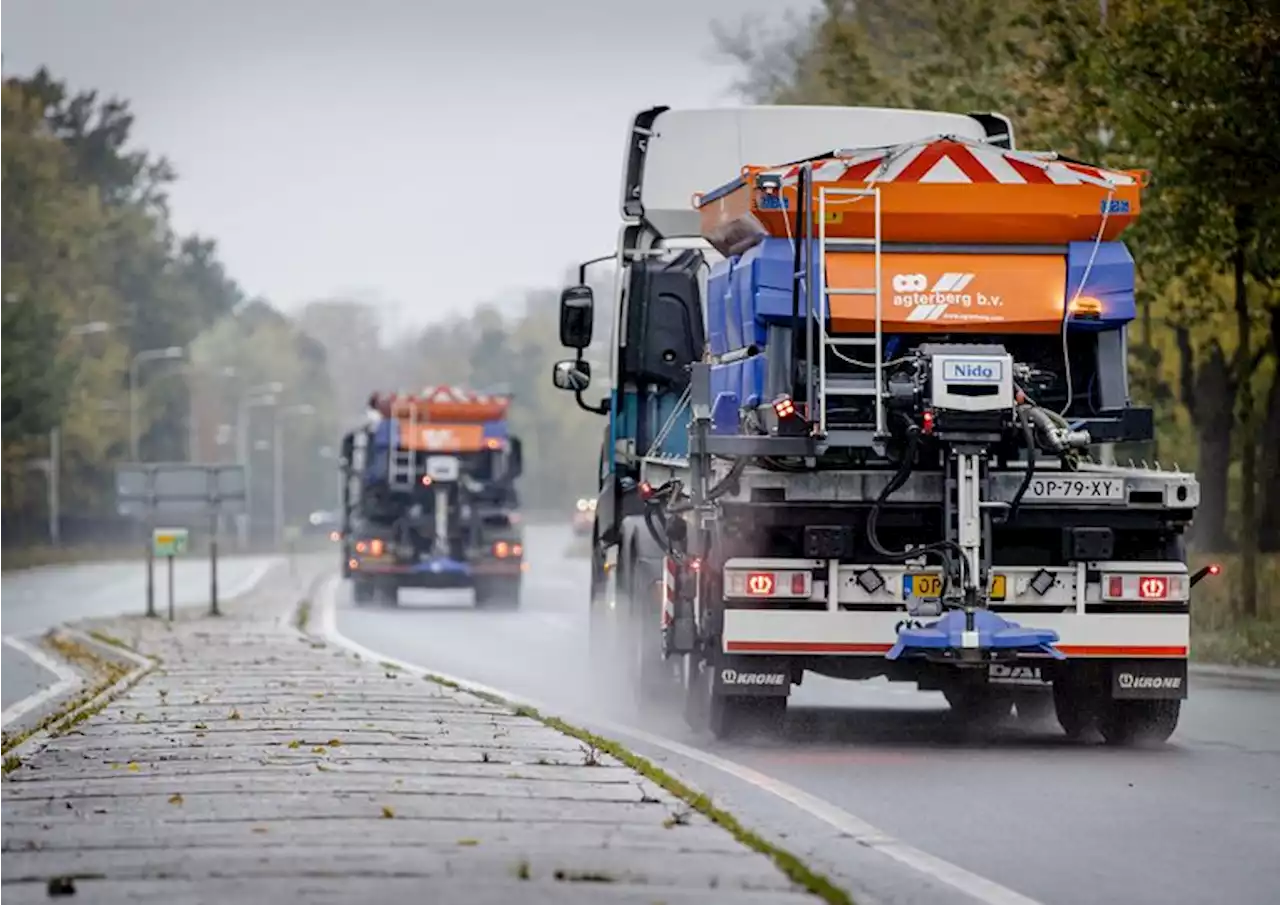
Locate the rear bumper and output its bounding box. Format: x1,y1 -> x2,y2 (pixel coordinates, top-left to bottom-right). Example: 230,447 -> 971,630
351,555 -> 523,587
721,610 -> 1189,659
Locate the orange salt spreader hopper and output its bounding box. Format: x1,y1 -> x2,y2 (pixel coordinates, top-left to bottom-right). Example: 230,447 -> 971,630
374,386 -> 511,454
696,136 -> 1148,250
695,136 -> 1149,336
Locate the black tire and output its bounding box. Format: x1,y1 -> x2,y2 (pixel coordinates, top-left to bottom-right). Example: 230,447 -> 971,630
708,693 -> 787,740
1053,679 -> 1102,741
622,553 -> 677,708
682,655 -> 710,731
944,685 -> 1014,729
376,582 -> 399,606
1013,691 -> 1056,725
475,577 -> 521,610
588,560 -> 629,692
1098,699 -> 1181,747
683,659 -> 787,739
352,580 -> 374,605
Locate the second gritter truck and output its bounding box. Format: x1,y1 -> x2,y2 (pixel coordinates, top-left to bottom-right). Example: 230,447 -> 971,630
552,105 -> 1219,743
339,387 -> 526,607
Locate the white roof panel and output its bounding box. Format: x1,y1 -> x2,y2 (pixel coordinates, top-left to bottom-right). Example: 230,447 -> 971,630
626,106 -> 991,238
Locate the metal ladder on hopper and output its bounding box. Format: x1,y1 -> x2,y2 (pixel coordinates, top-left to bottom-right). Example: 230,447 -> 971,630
388,402 -> 417,491
811,182 -> 885,443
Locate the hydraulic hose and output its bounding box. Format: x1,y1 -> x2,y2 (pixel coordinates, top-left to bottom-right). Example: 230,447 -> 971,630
643,498 -> 675,559
865,429 -> 974,593
1007,404 -> 1037,521
706,456 -> 748,502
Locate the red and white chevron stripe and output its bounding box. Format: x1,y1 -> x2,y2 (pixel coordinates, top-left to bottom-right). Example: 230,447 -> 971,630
767,137 -> 1137,188
661,557 -> 677,629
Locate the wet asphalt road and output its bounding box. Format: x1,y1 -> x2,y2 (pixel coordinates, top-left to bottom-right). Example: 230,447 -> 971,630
1,556 -> 279,712
331,524 -> 1280,905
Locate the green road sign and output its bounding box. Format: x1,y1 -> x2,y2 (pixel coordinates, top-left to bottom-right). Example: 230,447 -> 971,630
152,527 -> 190,557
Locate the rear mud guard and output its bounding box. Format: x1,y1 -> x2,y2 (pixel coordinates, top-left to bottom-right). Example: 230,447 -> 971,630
710,655 -> 793,697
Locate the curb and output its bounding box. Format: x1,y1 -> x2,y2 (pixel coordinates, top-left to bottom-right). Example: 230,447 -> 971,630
2,556 -> 293,758
310,578 -> 855,905
2,628 -> 155,774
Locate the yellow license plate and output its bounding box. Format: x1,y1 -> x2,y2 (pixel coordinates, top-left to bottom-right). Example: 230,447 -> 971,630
903,573 -> 1006,599
904,574 -> 944,598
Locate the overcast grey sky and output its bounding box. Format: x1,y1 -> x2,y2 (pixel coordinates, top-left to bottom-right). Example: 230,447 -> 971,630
3,0 -> 817,332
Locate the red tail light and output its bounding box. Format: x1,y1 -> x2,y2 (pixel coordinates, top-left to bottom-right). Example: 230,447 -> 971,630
746,572 -> 776,596
791,572 -> 808,595
1137,576 -> 1168,599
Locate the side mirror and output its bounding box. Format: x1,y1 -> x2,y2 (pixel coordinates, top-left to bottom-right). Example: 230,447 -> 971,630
509,437 -> 524,478
559,285 -> 594,349
552,359 -> 592,392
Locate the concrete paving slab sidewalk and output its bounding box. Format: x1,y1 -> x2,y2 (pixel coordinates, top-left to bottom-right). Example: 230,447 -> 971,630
0,581 -> 823,904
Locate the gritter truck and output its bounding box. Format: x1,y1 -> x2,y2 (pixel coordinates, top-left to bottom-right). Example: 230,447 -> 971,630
339,387 -> 525,607
551,105 -> 1219,743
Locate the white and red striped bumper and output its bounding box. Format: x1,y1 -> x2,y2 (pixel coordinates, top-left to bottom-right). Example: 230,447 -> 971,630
721,610 -> 1189,659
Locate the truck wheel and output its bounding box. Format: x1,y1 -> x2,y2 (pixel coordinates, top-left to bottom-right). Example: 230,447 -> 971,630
684,659 -> 787,739
1013,691 -> 1056,726
1053,679 -> 1102,741
589,585 -> 623,686
682,656 -> 710,731
943,685 -> 1014,728
1098,699 -> 1181,747
475,578 -> 521,610
708,693 -> 786,740
624,555 -> 676,708
352,580 -> 374,605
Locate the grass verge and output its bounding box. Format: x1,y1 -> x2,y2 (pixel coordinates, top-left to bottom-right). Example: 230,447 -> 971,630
1191,553 -> 1280,668
419,679 -> 853,905
1,544 -> 139,572
1,632 -> 154,772
294,599 -> 312,632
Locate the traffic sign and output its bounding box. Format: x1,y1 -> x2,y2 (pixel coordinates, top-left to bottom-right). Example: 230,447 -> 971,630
152,527 -> 190,557
116,463 -> 246,516
115,463 -> 243,620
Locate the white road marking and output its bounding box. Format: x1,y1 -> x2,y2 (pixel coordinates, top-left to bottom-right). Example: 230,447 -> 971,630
317,579 -> 1045,905
222,560 -> 278,601
2,635 -> 83,728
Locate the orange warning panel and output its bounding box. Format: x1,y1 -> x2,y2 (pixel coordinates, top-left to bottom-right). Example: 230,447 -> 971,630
696,138 -> 1145,251
396,421 -> 486,452
379,386 -> 510,423
826,253 -> 1068,335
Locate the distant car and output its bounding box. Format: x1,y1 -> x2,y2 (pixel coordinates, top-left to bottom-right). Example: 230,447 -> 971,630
305,509 -> 341,537
572,497 -> 596,537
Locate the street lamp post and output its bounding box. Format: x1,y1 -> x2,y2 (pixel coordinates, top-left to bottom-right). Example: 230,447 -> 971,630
274,404 -> 316,547
236,383 -> 284,548
128,345 -> 185,461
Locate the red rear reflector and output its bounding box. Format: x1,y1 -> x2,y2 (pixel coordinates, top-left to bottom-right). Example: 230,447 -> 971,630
1138,576 -> 1168,599
791,573 -> 808,595
745,572 -> 775,596
1107,575 -> 1124,598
